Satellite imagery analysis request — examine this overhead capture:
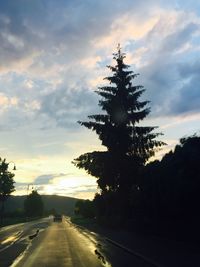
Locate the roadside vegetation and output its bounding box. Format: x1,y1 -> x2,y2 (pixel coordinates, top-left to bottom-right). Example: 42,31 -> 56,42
73,46 -> 200,243
0,190 -> 45,227
0,158 -> 15,226
24,190 -> 44,217
1,194 -> 78,227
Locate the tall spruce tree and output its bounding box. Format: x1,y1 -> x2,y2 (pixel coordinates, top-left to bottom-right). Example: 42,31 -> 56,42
74,46 -> 165,194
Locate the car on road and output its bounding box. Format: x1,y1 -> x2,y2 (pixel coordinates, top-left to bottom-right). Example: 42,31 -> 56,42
53,214 -> 62,222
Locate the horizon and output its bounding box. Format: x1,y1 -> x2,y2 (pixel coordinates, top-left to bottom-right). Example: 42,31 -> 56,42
10,194 -> 81,199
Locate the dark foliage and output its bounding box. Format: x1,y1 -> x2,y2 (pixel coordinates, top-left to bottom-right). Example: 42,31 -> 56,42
0,158 -> 15,225
126,135 -> 200,241
74,199 -> 95,218
139,135 -> 200,220
0,158 -> 15,201
5,195 -> 78,216
24,190 -> 44,217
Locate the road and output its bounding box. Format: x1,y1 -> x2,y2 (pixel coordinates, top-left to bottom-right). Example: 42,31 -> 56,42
0,218 -> 50,266
0,217 -> 154,267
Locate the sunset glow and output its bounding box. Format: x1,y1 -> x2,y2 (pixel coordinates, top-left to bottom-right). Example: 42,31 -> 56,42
0,0 -> 199,199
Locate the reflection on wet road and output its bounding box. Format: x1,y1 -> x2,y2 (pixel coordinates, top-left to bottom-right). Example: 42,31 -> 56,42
0,218 -> 50,266
0,218 -> 155,267
11,218 -> 107,267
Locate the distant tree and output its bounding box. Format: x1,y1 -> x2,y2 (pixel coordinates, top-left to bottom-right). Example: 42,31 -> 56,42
24,190 -> 44,217
74,199 -> 95,218
74,46 -> 164,198
0,158 -> 15,225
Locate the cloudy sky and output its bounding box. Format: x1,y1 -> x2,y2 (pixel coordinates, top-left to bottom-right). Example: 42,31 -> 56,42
0,0 -> 200,199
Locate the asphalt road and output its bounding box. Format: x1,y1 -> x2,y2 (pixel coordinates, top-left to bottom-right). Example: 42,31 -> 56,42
0,218 -> 50,266
0,217 -> 154,267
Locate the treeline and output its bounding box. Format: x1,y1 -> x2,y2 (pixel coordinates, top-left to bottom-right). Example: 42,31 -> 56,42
75,135 -> 200,240
140,136 -> 200,223
73,47 -> 200,241
0,190 -> 44,226
4,192 -> 77,220
94,135 -> 200,223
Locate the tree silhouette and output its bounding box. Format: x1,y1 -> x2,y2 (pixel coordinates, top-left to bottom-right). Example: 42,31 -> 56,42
0,158 -> 15,226
140,134 -> 200,224
74,199 -> 95,218
74,46 -> 165,196
24,190 -> 44,217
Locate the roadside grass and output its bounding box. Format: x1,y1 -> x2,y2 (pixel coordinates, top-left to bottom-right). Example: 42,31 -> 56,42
70,215 -> 97,228
1,216 -> 44,227
1,217 -> 26,227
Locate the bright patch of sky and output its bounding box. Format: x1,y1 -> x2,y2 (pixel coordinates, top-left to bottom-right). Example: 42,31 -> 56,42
0,0 -> 199,199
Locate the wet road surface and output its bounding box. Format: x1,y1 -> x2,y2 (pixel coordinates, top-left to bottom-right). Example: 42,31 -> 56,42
0,217 -> 155,267
0,218 -> 50,266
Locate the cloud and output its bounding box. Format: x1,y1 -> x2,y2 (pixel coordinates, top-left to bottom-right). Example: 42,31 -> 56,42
1,0 -> 180,80
34,174 -> 58,185
2,1 -> 199,132
1,0 -> 200,198
14,173 -> 98,200
132,10 -> 200,117
0,93 -> 18,110
0,0 -> 156,72
40,86 -> 99,128
159,22 -> 198,53
171,61 -> 200,114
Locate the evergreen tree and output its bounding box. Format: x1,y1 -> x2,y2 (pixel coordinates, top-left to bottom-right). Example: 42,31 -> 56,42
74,46 -> 165,194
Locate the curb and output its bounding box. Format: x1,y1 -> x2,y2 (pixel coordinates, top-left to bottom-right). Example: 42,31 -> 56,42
106,238 -> 163,267
66,217 -> 163,267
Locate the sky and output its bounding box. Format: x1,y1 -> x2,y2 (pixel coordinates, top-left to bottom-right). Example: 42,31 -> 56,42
0,0 -> 200,199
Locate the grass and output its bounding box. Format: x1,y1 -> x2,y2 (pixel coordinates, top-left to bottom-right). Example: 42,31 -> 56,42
70,215 -> 97,228
1,217 -> 27,227
1,216 -> 44,228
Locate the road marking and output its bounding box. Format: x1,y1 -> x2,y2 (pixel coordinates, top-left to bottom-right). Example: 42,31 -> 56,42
0,231 -> 23,252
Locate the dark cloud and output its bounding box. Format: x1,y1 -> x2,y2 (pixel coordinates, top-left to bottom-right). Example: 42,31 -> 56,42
178,60 -> 200,78
0,1 -> 159,130
40,86 -> 99,128
0,1 -> 47,68
160,23 -> 198,53
34,174 -> 55,185
34,173 -> 66,185
0,0 -> 155,70
0,1 -> 199,141
135,19 -> 200,117
170,60 -> 200,114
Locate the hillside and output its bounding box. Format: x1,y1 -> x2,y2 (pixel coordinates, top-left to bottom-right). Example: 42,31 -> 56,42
4,195 -> 79,215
